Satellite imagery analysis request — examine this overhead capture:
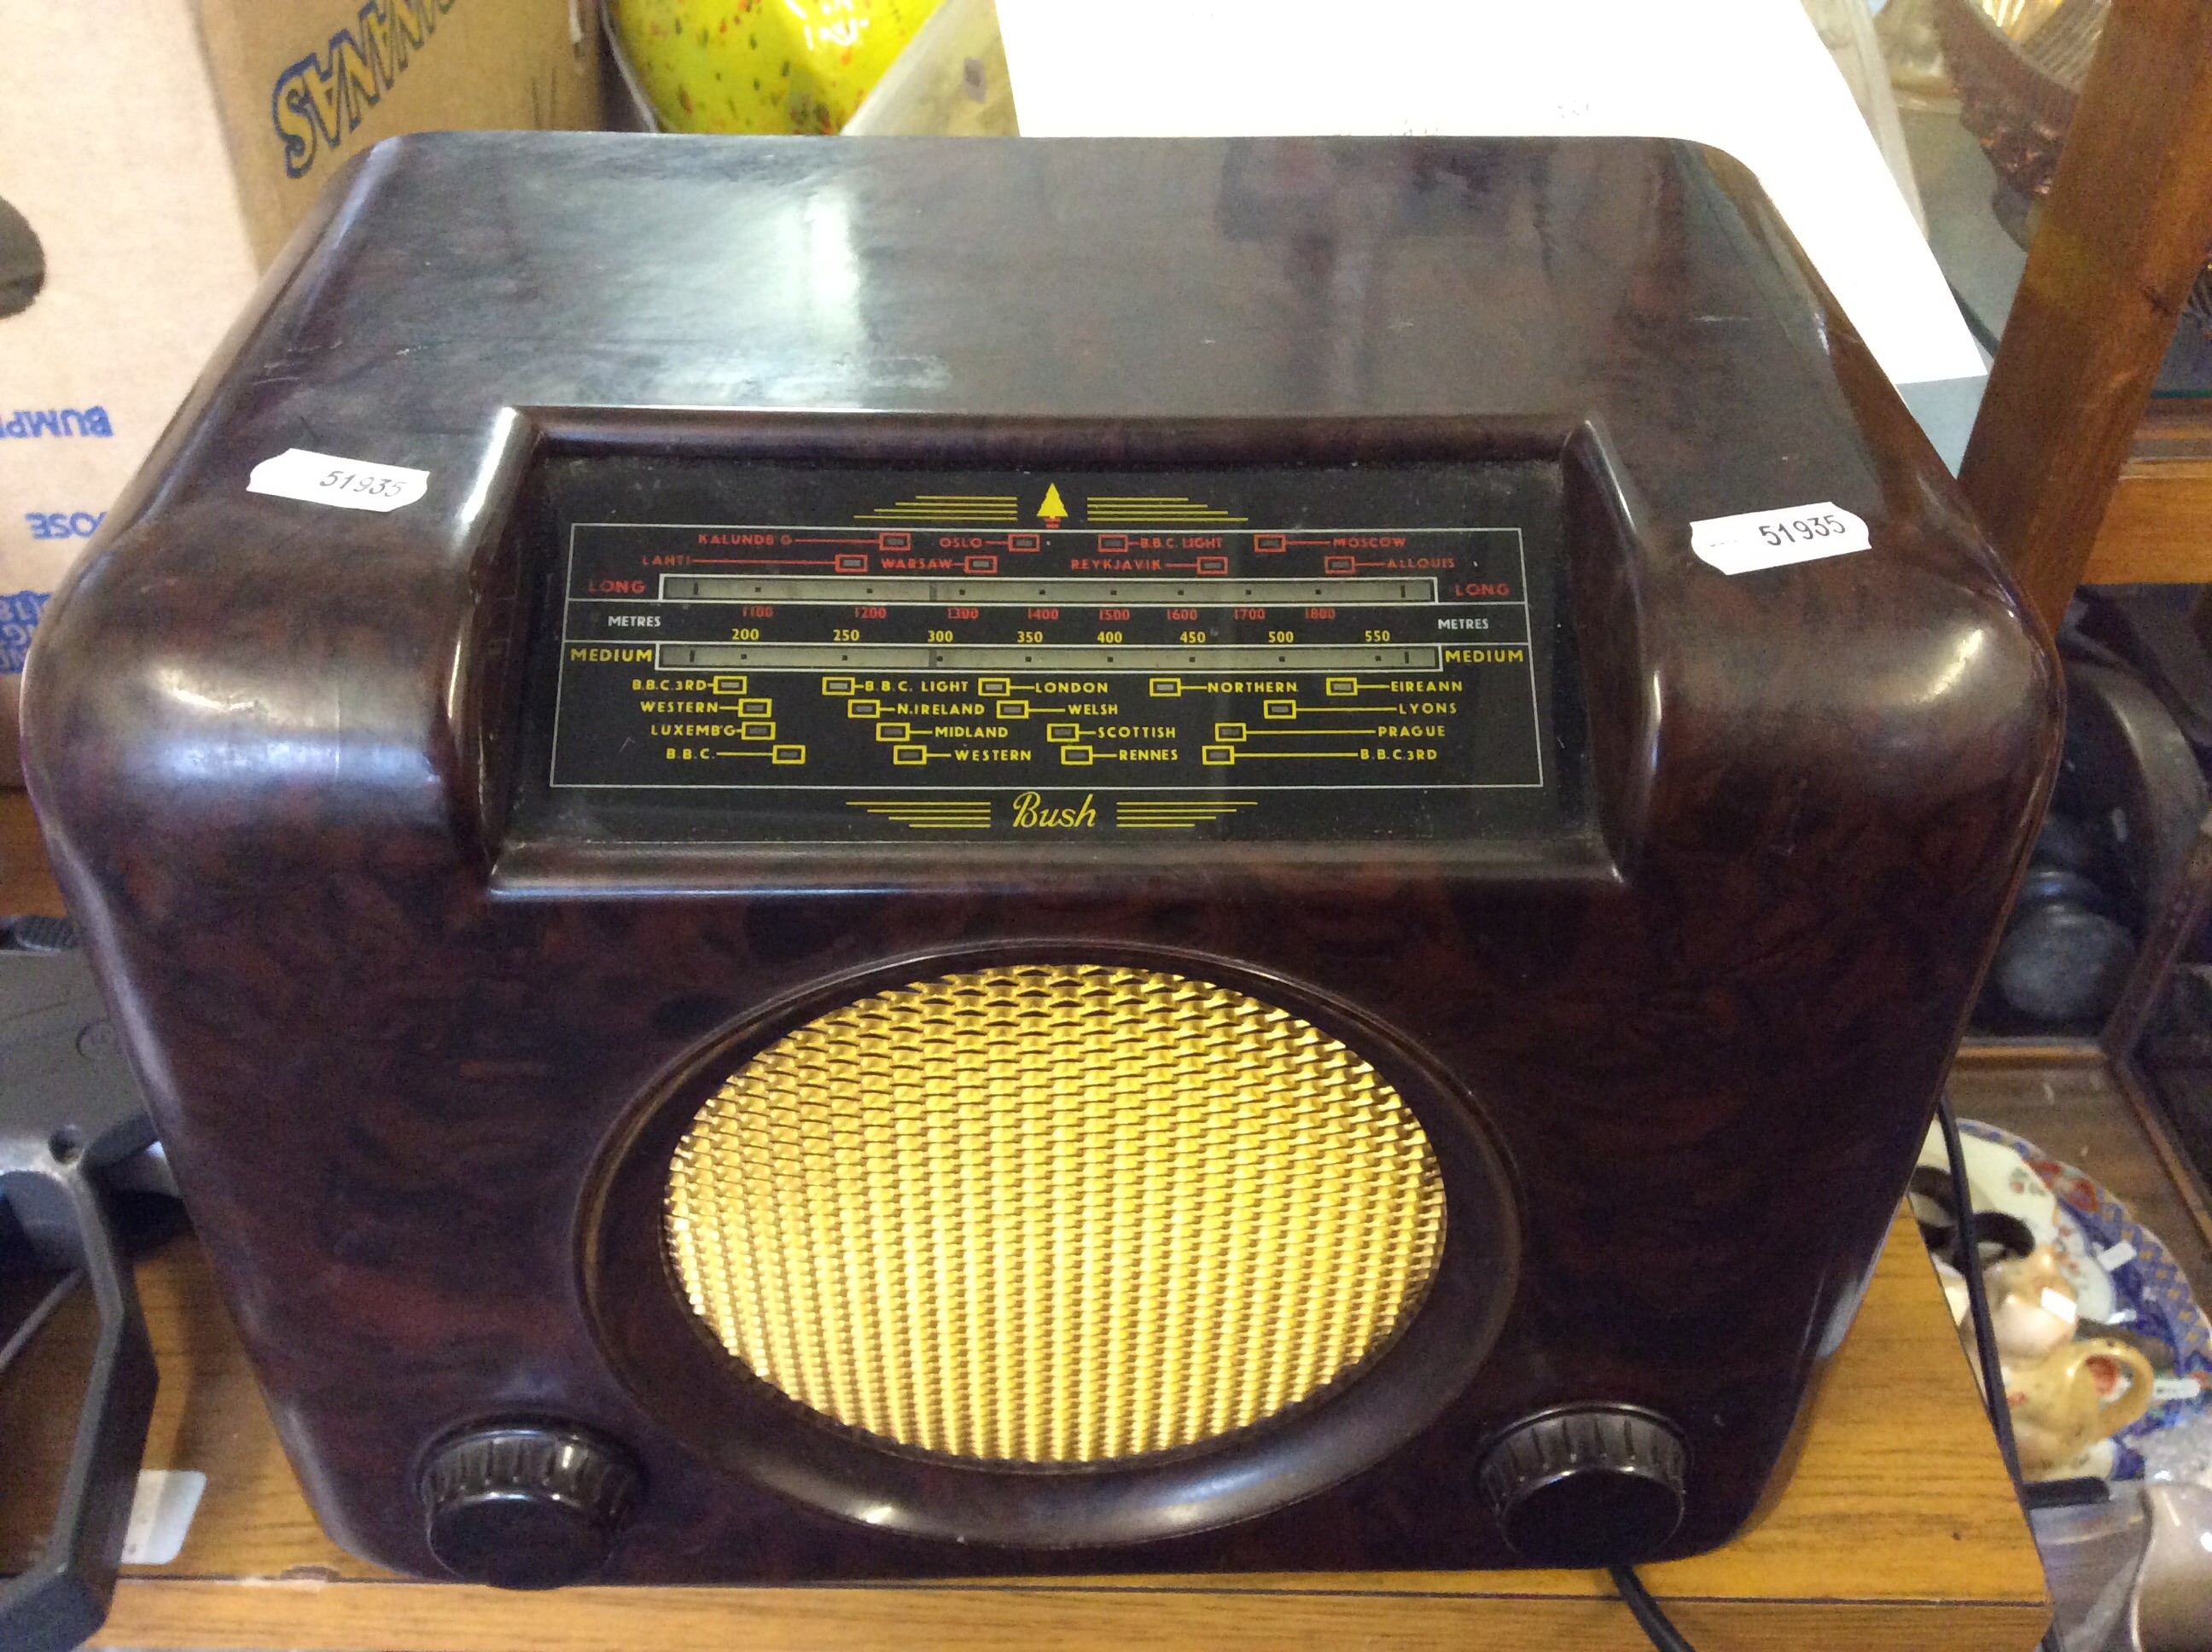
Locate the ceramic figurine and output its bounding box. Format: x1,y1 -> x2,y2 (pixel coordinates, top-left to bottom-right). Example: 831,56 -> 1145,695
1967,1245 -> 2159,1480
1985,1245 -> 2087,1362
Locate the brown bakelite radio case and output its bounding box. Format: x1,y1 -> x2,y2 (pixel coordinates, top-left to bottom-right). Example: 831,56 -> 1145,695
25,134 -> 2058,1588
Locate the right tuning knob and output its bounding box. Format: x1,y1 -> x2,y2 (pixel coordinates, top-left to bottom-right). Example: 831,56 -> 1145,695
1477,1406 -> 1688,1567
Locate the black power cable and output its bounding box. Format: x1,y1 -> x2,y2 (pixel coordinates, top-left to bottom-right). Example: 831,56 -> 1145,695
1936,1093 -> 2029,1485
1605,1096 -> 2062,1652
1608,1565 -> 1697,1652
1935,1092 -> 2068,1652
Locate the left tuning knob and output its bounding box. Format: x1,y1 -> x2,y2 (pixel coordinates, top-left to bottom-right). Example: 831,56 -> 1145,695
421,1422 -> 641,1589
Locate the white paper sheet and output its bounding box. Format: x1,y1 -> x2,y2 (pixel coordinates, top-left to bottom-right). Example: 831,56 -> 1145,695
997,0 -> 1984,396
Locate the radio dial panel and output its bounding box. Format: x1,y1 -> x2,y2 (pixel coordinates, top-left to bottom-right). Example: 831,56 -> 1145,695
519,458 -> 1581,848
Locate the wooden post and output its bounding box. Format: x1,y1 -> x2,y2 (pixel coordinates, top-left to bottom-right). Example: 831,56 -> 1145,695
1959,0 -> 2212,633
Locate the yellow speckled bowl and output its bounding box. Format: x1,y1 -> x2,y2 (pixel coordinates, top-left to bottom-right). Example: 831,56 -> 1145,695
611,0 -> 941,135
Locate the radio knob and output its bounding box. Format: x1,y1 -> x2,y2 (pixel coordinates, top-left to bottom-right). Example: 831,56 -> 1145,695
1478,1407 -> 1686,1566
421,1422 -> 641,1589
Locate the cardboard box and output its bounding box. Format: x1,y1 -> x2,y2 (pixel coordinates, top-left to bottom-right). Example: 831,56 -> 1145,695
201,0 -> 602,265
0,0 -> 600,770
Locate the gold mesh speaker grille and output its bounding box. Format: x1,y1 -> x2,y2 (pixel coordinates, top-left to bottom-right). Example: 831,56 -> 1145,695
662,963 -> 1447,1464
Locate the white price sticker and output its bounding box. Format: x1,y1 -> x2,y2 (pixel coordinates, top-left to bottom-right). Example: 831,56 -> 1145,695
1690,501 -> 1870,575
2096,1241 -> 2138,1270
120,1469 -> 206,1566
248,448 -> 428,514
2040,1287 -> 2080,1326
2152,1376 -> 2203,1404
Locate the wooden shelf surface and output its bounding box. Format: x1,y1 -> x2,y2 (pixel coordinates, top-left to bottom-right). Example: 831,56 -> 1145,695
2081,404 -> 2212,585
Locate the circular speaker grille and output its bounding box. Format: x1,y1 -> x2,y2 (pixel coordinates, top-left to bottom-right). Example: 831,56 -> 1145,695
663,963 -> 1447,1464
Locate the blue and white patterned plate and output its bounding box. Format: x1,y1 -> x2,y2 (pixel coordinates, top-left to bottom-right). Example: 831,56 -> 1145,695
1959,1120 -> 2211,1480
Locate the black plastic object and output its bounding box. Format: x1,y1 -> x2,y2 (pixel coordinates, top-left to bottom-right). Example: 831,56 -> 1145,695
2074,588 -> 2212,765
421,1422 -> 642,1590
1974,648 -> 2212,1031
2058,660 -> 2208,928
4,916 -> 79,955
1987,863 -> 2139,1027
1906,1164 -> 2039,1262
1477,1407 -> 1687,1566
0,934 -> 158,1651
1977,810 -> 2136,1027
0,195 -> 43,320
2028,811 -> 2108,881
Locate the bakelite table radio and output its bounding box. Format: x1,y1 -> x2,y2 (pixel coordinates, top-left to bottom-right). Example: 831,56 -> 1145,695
23,135 -> 2058,1588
